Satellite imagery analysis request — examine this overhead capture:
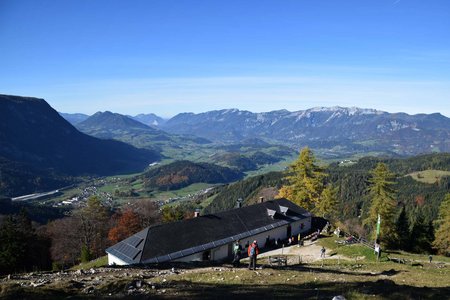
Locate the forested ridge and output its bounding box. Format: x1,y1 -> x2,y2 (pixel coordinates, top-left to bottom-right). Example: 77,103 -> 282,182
328,153 -> 450,225
142,160 -> 244,190
205,152 -> 450,253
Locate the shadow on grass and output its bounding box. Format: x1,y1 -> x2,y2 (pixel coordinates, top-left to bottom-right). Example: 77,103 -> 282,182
2,279 -> 449,300
156,280 -> 450,300
271,264 -> 404,277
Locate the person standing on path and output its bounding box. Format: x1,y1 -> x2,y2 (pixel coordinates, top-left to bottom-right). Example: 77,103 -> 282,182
248,240 -> 259,270
320,246 -> 326,258
232,240 -> 242,267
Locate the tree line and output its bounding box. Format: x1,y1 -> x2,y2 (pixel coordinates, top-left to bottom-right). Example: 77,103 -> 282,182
277,149 -> 450,255
205,149 -> 450,255
0,197 -> 162,274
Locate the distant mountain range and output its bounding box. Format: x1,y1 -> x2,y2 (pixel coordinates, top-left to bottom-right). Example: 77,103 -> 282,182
77,111 -> 163,140
58,112 -> 89,125
160,107 -> 450,157
0,95 -> 160,196
60,112 -> 166,128
62,106 -> 450,157
131,113 -> 166,127
74,111 -> 211,153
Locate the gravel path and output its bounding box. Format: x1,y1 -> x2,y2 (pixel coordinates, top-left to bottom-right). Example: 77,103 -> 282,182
258,239 -> 349,263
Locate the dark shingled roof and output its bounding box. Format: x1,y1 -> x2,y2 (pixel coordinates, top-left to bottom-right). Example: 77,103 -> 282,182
106,198 -> 311,264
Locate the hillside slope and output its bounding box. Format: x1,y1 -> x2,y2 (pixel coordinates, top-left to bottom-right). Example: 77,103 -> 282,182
205,153 -> 450,230
0,95 -> 160,196
142,160 -> 244,190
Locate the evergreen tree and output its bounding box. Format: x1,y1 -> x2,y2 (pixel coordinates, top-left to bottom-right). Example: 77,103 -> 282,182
0,210 -> 51,274
161,206 -> 185,223
278,147 -> 327,211
314,184 -> 339,219
80,244 -> 91,263
409,212 -> 433,253
395,206 -> 410,250
364,162 -> 398,245
75,196 -> 110,259
433,193 -> 450,256
0,216 -> 24,273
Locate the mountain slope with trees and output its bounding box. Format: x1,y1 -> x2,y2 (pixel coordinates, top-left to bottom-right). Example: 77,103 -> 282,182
0,95 -> 160,197
142,160 -> 244,191
76,111 -> 211,153
204,152 -> 450,253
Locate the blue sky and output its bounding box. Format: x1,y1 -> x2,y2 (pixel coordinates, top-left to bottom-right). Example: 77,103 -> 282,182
1,0 -> 449,117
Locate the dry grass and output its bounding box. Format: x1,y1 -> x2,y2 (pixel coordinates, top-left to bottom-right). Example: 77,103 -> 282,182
407,170 -> 450,184
2,240 -> 449,299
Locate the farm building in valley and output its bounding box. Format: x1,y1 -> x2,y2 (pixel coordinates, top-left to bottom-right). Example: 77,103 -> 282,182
106,198 -> 312,265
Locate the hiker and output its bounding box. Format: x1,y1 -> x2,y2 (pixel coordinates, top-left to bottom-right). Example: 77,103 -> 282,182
232,240 -> 243,267
334,227 -> 341,237
248,240 -> 260,270
374,243 -> 380,255
429,255 -> 432,264
374,244 -> 381,261
320,246 -> 326,258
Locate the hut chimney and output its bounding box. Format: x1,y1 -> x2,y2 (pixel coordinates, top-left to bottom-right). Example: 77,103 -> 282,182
260,197 -> 264,203
194,208 -> 201,218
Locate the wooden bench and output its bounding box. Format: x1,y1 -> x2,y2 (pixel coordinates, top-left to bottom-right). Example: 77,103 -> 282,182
269,255 -> 287,266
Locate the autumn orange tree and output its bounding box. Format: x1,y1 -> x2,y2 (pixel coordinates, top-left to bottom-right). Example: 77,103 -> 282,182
108,209 -> 142,244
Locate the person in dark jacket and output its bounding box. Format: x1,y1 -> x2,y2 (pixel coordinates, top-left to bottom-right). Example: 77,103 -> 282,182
247,240 -> 260,270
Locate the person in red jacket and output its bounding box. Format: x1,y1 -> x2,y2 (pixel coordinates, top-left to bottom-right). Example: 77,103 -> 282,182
247,240 -> 260,270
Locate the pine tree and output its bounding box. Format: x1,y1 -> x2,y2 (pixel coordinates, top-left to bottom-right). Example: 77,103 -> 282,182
395,206 -> 410,250
364,162 -> 398,245
0,210 -> 51,274
314,184 -> 339,219
433,193 -> 450,256
0,216 -> 24,274
76,196 -> 110,259
80,244 -> 91,263
410,212 -> 433,253
161,206 -> 185,223
278,147 -> 327,211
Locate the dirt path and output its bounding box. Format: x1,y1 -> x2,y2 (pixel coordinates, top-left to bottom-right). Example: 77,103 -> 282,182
258,240 -> 349,263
